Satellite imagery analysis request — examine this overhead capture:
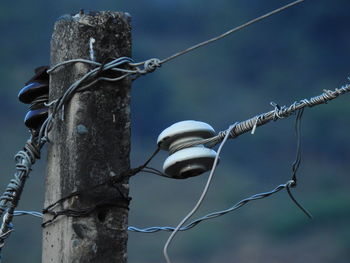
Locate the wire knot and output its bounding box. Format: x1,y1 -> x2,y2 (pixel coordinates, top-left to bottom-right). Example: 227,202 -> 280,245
139,58 -> 161,74
24,140 -> 41,160
270,101 -> 286,120
286,179 -> 296,188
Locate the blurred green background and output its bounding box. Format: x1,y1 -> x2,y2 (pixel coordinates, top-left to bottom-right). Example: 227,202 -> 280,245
1,0 -> 350,262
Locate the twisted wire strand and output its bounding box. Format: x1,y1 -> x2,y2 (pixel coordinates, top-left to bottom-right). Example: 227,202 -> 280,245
13,211 -> 43,218
6,178 -> 291,233
0,139 -> 41,248
169,85 -> 350,152
128,181 -> 290,233
42,197 -> 130,227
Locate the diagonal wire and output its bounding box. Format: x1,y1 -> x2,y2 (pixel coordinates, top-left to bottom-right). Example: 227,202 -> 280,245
285,108 -> 313,219
48,0 -> 306,80
130,0 -> 305,67
159,0 -> 305,65
163,124 -> 237,263
291,108 -> 304,183
128,181 -> 289,233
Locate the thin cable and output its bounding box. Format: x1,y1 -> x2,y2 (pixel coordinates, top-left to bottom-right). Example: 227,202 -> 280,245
42,197 -> 130,227
47,0 -> 305,78
13,211 -> 43,218
144,0 -> 305,65
163,123 -> 237,263
291,109 -> 304,183
285,108 -> 313,219
141,167 -> 169,178
286,185 -> 312,219
129,181 -> 288,233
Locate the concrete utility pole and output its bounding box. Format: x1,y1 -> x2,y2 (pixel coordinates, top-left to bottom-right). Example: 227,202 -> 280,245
43,11 -> 132,263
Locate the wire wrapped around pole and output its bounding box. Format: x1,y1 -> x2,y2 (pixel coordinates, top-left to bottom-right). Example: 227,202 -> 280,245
0,138 -> 41,249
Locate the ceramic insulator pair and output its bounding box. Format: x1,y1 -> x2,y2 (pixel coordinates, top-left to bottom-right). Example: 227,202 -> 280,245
157,120 -> 218,179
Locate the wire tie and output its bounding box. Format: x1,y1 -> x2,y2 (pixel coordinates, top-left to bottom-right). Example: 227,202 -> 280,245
61,105 -> 65,121
286,179 -> 296,188
44,99 -> 58,107
137,58 -> 161,74
270,101 -> 283,120
251,115 -> 262,135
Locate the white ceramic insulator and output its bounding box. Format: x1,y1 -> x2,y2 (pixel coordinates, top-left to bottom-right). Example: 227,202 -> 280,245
157,120 -> 218,179
157,120 -> 215,150
163,147 -> 217,179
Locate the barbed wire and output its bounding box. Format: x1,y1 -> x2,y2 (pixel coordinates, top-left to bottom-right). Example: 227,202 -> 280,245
168,84 -> 350,153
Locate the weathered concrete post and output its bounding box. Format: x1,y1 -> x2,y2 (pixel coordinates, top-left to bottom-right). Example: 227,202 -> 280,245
43,11 -> 131,263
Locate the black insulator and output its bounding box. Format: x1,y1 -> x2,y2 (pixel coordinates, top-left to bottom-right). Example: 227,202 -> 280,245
25,66 -> 49,85
24,108 -> 48,130
18,66 -> 49,104
18,81 -> 49,104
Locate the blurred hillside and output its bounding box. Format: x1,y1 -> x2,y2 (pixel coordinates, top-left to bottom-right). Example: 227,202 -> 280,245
0,0 -> 350,262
